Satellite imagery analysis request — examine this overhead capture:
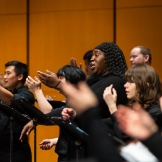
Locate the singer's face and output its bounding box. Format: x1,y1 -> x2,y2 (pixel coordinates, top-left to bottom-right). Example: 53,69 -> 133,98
3,66 -> 20,91
90,49 -> 107,76
130,47 -> 148,67
124,80 -> 137,99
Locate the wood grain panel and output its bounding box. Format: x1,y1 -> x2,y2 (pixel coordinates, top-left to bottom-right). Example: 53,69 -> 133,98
29,9 -> 113,99
0,0 -> 26,14
30,0 -> 112,12
117,0 -> 162,8
117,6 -> 162,78
0,14 -> 26,73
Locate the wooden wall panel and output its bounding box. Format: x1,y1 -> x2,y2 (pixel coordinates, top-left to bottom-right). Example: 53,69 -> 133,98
0,0 -> 26,14
30,0 -> 112,11
29,1 -> 114,99
117,0 -> 162,8
116,4 -> 162,78
0,0 -> 26,76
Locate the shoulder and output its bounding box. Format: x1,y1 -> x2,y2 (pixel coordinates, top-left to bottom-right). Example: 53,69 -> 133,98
146,105 -> 161,114
13,86 -> 35,104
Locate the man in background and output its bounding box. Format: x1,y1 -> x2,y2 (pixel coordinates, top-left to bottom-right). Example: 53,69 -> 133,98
130,46 -> 152,67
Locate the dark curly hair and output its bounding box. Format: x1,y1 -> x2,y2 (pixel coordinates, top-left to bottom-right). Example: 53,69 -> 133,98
94,42 -> 127,77
124,64 -> 162,109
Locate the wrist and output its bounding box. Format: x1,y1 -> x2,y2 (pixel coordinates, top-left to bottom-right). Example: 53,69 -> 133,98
108,104 -> 117,114
55,81 -> 61,89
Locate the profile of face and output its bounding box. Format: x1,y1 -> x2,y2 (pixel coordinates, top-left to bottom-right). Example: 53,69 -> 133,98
124,81 -> 137,99
3,66 -> 22,91
84,59 -> 92,77
58,75 -> 66,83
90,49 -> 108,76
130,47 -> 149,67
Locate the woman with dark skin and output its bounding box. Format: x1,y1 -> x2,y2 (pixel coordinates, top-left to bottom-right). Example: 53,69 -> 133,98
36,42 -> 128,159
38,42 -> 128,120
86,42 -> 128,118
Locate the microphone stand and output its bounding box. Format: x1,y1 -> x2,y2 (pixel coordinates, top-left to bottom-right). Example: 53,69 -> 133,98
10,115 -> 14,162
0,101 -> 30,162
12,98 -> 54,162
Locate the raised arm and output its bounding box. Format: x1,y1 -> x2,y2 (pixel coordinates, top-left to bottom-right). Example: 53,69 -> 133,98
26,76 -> 53,114
37,70 -> 61,89
0,86 -> 13,105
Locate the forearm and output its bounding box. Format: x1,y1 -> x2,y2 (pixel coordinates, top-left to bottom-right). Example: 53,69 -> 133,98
108,103 -> 117,114
0,86 -> 13,105
34,89 -> 53,114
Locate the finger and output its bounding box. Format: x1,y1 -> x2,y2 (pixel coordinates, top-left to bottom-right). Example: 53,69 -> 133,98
112,88 -> 116,95
19,130 -> 26,142
34,76 -> 40,82
26,127 -> 32,135
46,69 -> 53,75
27,76 -> 34,81
79,63 -> 82,69
37,71 -> 47,77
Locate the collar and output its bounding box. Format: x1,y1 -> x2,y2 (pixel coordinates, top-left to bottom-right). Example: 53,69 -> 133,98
12,86 -> 28,94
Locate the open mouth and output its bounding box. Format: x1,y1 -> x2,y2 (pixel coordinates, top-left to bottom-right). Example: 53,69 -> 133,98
90,63 -> 95,70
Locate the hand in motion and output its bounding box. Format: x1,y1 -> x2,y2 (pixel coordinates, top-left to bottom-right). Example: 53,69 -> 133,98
26,76 -> 41,92
37,70 -> 60,88
115,104 -> 158,140
70,57 -> 82,69
39,138 -> 58,150
60,81 -> 98,115
103,84 -> 117,114
19,120 -> 34,142
61,108 -> 76,120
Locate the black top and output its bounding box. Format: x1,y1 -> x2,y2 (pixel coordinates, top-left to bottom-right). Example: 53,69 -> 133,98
86,74 -> 127,118
78,107 -> 162,162
142,131 -> 162,162
102,104 -> 162,143
0,86 -> 35,135
78,108 -> 123,162
45,106 -> 65,117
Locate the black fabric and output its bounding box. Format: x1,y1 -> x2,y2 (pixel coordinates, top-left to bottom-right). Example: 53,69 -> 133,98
55,127 -> 76,162
46,106 -> 88,162
0,86 -> 34,162
102,104 -> 162,144
86,74 -> 127,118
0,141 -> 31,162
46,106 -> 65,117
0,86 -> 34,135
77,108 -> 123,162
142,131 -> 162,162
146,105 -> 162,129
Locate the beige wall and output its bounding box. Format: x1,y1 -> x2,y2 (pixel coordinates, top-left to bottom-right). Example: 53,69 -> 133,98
0,0 -> 162,161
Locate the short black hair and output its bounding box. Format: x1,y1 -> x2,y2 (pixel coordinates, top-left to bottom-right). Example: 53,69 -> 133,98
83,50 -> 93,62
57,65 -> 86,84
5,60 -> 28,84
